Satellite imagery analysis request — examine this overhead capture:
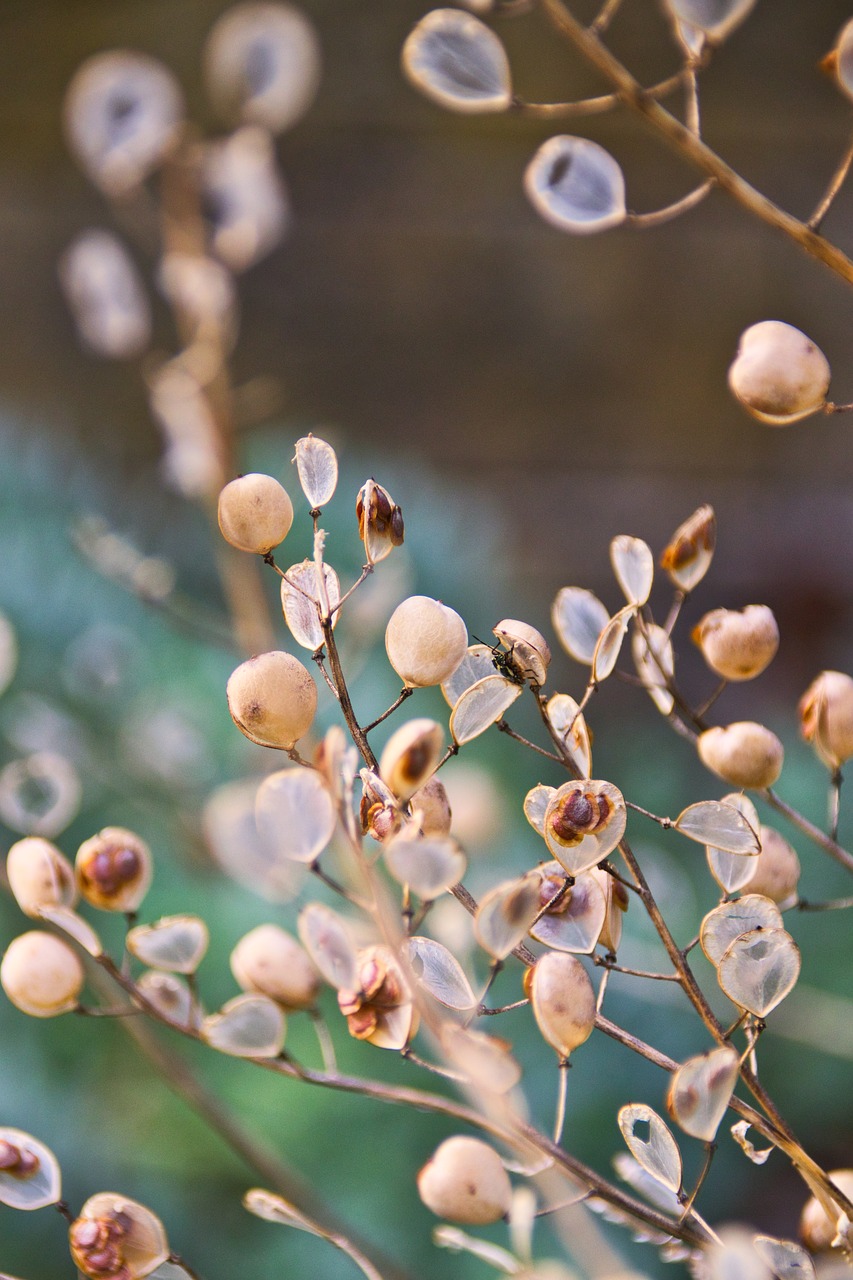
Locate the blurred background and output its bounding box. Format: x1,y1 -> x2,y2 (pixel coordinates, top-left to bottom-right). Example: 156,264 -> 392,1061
1,0 -> 852,1277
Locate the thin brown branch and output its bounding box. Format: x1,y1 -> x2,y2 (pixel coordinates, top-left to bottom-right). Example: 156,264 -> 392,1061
807,128 -> 853,231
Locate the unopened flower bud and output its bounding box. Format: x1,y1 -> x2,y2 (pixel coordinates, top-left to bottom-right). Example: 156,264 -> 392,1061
728,321 -> 831,425
379,718 -> 444,802
385,596 -> 468,688
525,951 -> 596,1058
217,473 -> 294,554
692,605 -> 779,681
492,618 -> 551,686
76,827 -> 152,912
798,670 -> 853,770
417,1135 -> 512,1225
743,826 -> 800,904
697,722 -> 784,789
227,650 -> 317,749
800,1168 -> 853,1252
7,837 -> 77,917
231,924 -> 320,1010
1,931 -> 84,1017
410,776 -> 452,836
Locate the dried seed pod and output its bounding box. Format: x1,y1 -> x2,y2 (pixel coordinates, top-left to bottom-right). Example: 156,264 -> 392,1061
379,718 -> 444,801
660,505 -> 716,593
525,951 -> 596,1058
798,670 -> 853,770
1,931 -> 84,1017
590,866 -> 629,953
800,1168 -> 853,1251
543,779 -> 626,875
410,776 -> 452,836
337,945 -> 414,1050
217,473 -> 294,554
728,321 -> 831,425
692,605 -> 779,681
825,20 -> 853,101
203,126 -> 290,272
76,827 -> 152,912
385,596 -> 468,688
231,923 -> 320,1010
417,1136 -> 512,1225
360,771 -> 403,842
7,837 -> 77,917
743,826 -> 800,905
492,619 -> 551,686
70,1193 -> 169,1279
356,479 -> 404,563
60,230 -> 152,360
697,722 -> 784,789
227,650 -> 317,749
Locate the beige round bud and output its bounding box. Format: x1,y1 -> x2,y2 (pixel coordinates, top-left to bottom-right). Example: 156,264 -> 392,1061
526,951 -> 596,1059
7,837 -> 77,917
76,826 -> 152,912
1,931 -> 84,1017
798,670 -> 853,770
379,718 -> 444,802
227,651 -> 317,749
728,321 -> 831,425
411,776 -> 452,836
743,826 -> 800,904
800,1168 -> 853,1252
697,722 -> 784,789
217,473 -> 294,554
492,619 -> 551,686
385,596 -> 468,688
692,605 -> 779,681
231,924 -> 320,1011
417,1136 -> 512,1225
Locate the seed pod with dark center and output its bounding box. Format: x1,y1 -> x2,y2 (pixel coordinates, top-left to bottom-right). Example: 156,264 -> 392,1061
69,1194 -> 168,1280
692,605 -> 779,681
75,827 -> 152,912
697,722 -> 784,789
660,505 -> 716,593
379,718 -> 444,802
543,780 -> 626,875
0,1139 -> 40,1179
798,670 -> 853,770
417,1136 -> 512,1225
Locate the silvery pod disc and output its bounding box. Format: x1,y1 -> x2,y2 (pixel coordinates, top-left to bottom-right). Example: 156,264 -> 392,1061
402,9 -> 511,114
525,137 -> 626,235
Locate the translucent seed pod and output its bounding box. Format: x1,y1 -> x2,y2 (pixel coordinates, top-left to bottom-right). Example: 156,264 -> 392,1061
75,827 -> 152,912
1,931 -> 84,1017
692,605 -> 779,681
227,650 -> 317,749
7,837 -> 77,918
660,505 -> 716,593
402,9 -> 512,114
525,136 -> 626,235
385,596 -> 468,688
157,251 -> 237,339
218,473 -> 294,554
0,750 -> 82,838
800,1169 -> 853,1252
526,951 -> 596,1058
417,1136 -> 512,1225
0,609 -> 17,696
798,670 -> 853,770
202,126 -> 290,272
70,1193 -> 169,1279
410,776 -> 452,836
728,321 -> 831,425
336,945 -> 415,1050
663,0 -> 757,43
743,826 -> 801,905
230,923 -> 320,1010
697,722 -> 784,789
0,1128 -> 62,1210
59,230 -> 152,360
492,619 -> 551,686
591,866 -> 629,954
543,780 -> 627,875
379,717 -> 444,802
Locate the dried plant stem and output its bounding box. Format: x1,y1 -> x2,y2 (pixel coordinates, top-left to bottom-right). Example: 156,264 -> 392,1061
511,68 -> 685,118
322,617 -> 378,769
808,128 -> 853,231
761,787 -> 853,875
553,1059 -> 570,1145
627,179 -> 714,228
363,687 -> 413,733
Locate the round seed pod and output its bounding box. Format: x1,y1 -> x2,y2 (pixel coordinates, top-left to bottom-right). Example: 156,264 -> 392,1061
800,1168 -> 853,1251
692,605 -> 779,681
492,619 -> 551,686
728,321 -> 831,425
697,722 -> 784,789
218,473 -> 294,554
743,826 -> 800,904
417,1136 -> 511,1225
385,596 -> 468,688
410,776 -> 452,836
1,931 -> 84,1017
525,951 -> 596,1058
230,924 -> 320,1010
7,837 -> 77,918
75,827 -> 152,912
379,718 -> 444,802
798,670 -> 853,770
227,651 -> 317,749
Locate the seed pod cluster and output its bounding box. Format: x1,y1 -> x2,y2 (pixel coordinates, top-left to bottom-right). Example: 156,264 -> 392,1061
417,1136 -> 512,1225
217,473 -> 294,554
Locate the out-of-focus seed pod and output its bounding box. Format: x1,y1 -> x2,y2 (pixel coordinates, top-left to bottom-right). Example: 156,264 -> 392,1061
697,722 -> 784,789
590,866 -> 629,953
824,20 -> 853,101
800,1168 -> 853,1252
59,230 -> 152,360
218,473 -> 294,554
692,605 -> 779,681
728,321 -> 831,425
203,126 -> 290,272
492,619 -> 551,686
379,718 -> 444,802
410,776 -> 452,836
743,826 -> 800,905
231,923 -> 320,1010
7,837 -> 77,918
798,670 -> 853,770
76,827 -> 152,912
385,596 -> 468,688
417,1136 -> 512,1225
227,651 -> 317,749
355,479 -> 404,563
660,505 -> 716,593
359,771 -> 403,842
1,931 -> 84,1017
70,1193 -> 169,1280
525,951 -> 596,1058
337,945 -> 414,1050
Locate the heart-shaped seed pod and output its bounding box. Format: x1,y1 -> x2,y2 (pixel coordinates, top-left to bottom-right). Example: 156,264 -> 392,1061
728,320 -> 831,425
75,827 -> 152,912
7,837 -> 77,917
697,722 -> 784,789
525,951 -> 596,1058
417,1136 -> 512,1225
800,1168 -> 853,1252
743,826 -> 800,905
231,924 -> 320,1011
379,718 -> 444,802
1,931 -> 84,1017
543,780 -> 626,875
385,596 -> 468,688
218,473 -> 294,554
492,619 -> 551,686
227,651 -> 317,749
692,605 -> 779,681
798,670 -> 853,770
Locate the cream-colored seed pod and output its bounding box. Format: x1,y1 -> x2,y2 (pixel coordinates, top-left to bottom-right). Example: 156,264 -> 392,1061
492,619 -> 551,686
217,473 -> 294,554
410,776 -> 452,836
230,924 -> 320,1010
385,596 -> 468,688
800,1168 -> 853,1251
417,1136 -> 512,1225
526,951 -> 596,1059
379,718 -> 444,802
7,837 -> 77,917
76,826 -> 152,912
798,670 -> 853,770
728,321 -> 831,425
743,826 -> 800,904
692,605 -> 779,681
227,651 -> 317,749
1,931 -> 84,1017
697,722 -> 784,789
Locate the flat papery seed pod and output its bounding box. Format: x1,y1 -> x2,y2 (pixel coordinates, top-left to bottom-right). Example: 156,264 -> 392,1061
297,902 -> 359,991
663,0 -> 757,41
73,1194 -> 169,1278
379,717 -> 444,802
126,916 -> 209,975
660,504 -> 716,594
136,971 -> 194,1028
529,867 -> 607,955
243,1188 -> 323,1236
545,694 -> 592,775
492,619 -> 551,685
666,1045 -> 740,1141
617,1104 -> 683,1195
717,927 -> 801,1017
202,779 -> 303,903
203,126 -> 289,273
474,872 -> 543,959
255,768 -> 336,864
612,1153 -> 682,1215
610,536 -> 654,607
293,435 -> 338,508
525,136 -> 626,235
60,230 -> 152,360
0,1128 -> 61,1210
441,644 -> 498,707
384,831 -> 466,899
407,936 -> 478,1010
632,623 -> 675,716
529,951 -> 596,1057
552,587 -> 609,664
675,800 -> 759,855
543,780 -> 626,876
523,784 -> 556,837
706,793 -> 762,894
592,605 -> 636,682
440,1023 -> 523,1094
700,894 -> 783,967
752,1235 -> 815,1280
0,751 -> 81,838
35,906 -> 102,958
450,673 -> 522,744
702,1228 -> 774,1280
402,9 -> 512,114
202,993 -> 285,1057
280,559 -> 340,650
